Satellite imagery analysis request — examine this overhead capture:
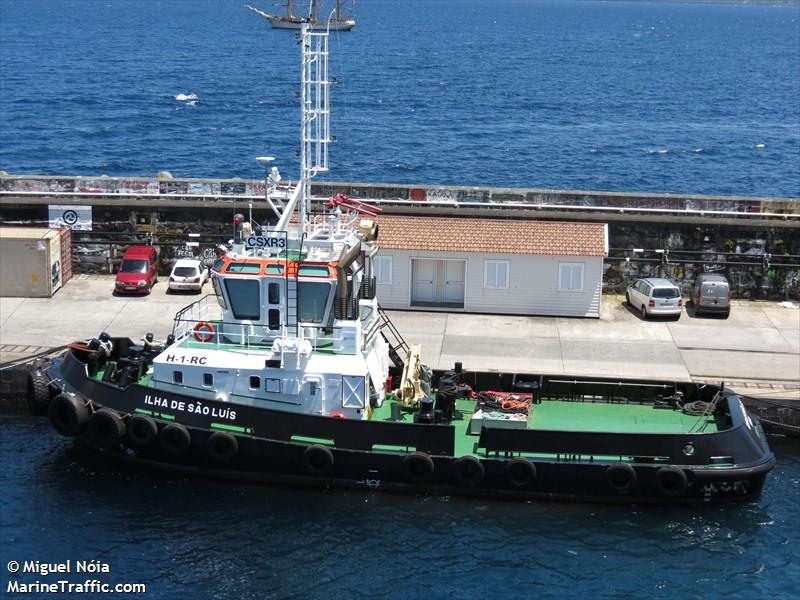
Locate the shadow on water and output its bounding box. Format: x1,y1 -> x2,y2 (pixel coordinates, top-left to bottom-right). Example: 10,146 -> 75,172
3,413 -> 796,600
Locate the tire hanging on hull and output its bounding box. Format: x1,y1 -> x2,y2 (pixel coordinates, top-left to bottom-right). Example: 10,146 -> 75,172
86,408 -> 126,450
159,423 -> 192,456
49,392 -> 89,437
655,465 -> 689,497
27,369 -> 52,416
126,414 -> 159,448
452,456 -> 485,487
506,458 -> 537,488
206,431 -> 239,465
606,462 -> 637,495
303,444 -> 334,476
403,452 -> 435,484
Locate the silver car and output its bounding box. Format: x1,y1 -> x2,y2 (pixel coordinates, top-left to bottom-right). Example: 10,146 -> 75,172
625,277 -> 683,319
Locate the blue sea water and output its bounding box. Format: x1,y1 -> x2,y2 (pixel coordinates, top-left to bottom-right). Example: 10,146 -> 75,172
2,2 -> 800,599
0,417 -> 799,600
0,0 -> 799,197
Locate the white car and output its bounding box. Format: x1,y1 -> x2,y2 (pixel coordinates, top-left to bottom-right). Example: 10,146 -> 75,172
168,259 -> 209,293
625,277 -> 683,319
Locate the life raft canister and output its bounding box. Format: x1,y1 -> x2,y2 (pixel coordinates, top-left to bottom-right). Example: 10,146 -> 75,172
49,392 -> 89,437
193,321 -> 216,343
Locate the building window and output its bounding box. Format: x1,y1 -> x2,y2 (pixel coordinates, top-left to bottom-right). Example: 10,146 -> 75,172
374,256 -> 393,285
484,260 -> 509,289
559,262 -> 585,292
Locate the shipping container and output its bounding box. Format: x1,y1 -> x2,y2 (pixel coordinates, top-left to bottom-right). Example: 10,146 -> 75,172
0,227 -> 72,297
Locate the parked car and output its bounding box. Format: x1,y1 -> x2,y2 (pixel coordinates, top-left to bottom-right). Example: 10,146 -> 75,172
625,277 -> 683,319
168,258 -> 209,293
692,273 -> 731,317
114,245 -> 159,295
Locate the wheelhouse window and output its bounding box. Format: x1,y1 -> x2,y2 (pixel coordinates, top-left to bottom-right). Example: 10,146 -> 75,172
298,281 -> 332,323
224,278 -> 261,320
484,260 -> 509,289
226,263 -> 262,274
268,281 -> 281,305
212,276 -> 227,309
558,262 -> 584,292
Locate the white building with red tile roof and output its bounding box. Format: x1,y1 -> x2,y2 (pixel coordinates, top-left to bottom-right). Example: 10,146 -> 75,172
371,215 -> 608,318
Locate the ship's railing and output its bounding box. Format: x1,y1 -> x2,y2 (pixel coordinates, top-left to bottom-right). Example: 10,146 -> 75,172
171,307 -> 358,354
171,296 -> 219,342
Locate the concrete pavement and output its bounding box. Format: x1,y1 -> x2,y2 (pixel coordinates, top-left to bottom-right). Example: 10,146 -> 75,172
1,275 -> 798,400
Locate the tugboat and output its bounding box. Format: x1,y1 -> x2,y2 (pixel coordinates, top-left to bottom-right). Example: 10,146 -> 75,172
29,26 -> 775,505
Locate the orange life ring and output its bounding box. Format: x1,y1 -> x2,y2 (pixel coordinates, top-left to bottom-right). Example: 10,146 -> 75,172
193,321 -> 216,343
330,411 -> 346,419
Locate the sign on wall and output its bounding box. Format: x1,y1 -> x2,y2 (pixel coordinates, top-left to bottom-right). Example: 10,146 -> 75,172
48,205 -> 92,230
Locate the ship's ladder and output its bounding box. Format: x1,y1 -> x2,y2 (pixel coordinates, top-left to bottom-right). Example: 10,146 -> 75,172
377,305 -> 408,370
284,232 -> 305,337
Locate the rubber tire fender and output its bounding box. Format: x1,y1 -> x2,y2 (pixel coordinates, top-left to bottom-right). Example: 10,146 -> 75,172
605,462 -> 637,495
506,457 -> 537,488
655,465 -> 689,497
402,451 -> 435,483
452,456 -> 485,487
27,369 -> 51,416
207,431 -> 239,465
159,422 -> 192,456
86,408 -> 126,450
48,392 -> 89,437
303,444 -> 334,476
126,414 -> 159,448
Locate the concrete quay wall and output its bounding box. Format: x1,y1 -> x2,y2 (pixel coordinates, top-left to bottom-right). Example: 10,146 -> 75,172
1,174 -> 799,300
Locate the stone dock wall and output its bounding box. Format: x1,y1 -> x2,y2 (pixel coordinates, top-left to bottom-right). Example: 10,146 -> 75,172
1,174 -> 798,299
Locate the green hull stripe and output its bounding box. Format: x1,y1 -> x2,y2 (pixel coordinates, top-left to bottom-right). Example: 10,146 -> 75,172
211,422 -> 253,435
372,444 -> 416,453
290,435 -> 334,446
134,408 -> 174,421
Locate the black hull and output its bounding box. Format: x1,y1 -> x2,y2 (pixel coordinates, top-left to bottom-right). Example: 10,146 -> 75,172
44,350 -> 776,506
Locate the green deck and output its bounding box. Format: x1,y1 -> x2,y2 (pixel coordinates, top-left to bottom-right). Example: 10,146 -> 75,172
370,397 -> 717,459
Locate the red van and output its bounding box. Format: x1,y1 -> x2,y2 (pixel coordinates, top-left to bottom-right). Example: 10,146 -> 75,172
114,245 -> 160,295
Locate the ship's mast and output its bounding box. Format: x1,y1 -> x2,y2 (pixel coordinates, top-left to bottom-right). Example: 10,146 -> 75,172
299,24 -> 330,227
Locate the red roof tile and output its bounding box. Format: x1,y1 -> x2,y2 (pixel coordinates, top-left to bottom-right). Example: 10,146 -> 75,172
373,215 -> 606,256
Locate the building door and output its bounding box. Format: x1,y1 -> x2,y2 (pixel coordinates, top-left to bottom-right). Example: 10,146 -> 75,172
412,259 -> 436,303
411,259 -> 465,308
443,260 -> 465,304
